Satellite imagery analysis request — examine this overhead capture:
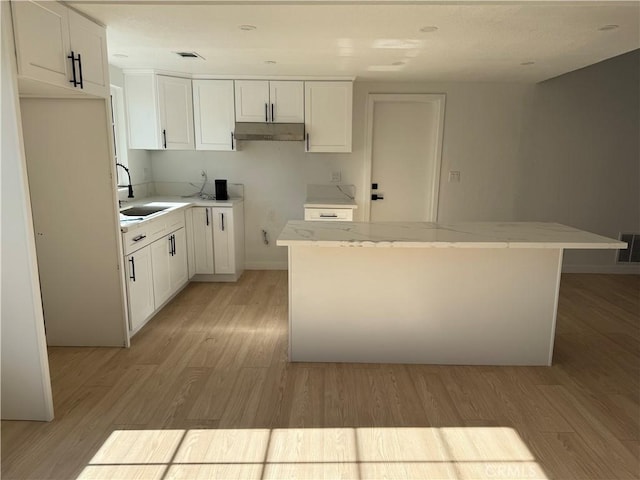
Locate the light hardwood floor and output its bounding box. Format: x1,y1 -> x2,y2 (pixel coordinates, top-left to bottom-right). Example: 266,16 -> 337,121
2,272 -> 639,480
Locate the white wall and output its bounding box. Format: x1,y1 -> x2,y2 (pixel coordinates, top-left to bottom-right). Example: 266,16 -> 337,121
147,56 -> 637,273
150,81 -> 535,268
518,50 -> 640,273
108,65 -> 153,199
1,1 -> 54,421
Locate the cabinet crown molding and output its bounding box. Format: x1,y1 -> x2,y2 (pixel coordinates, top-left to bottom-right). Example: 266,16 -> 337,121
122,69 -> 355,82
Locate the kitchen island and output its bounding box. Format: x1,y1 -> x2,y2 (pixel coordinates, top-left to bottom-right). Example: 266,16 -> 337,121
277,221 -> 625,365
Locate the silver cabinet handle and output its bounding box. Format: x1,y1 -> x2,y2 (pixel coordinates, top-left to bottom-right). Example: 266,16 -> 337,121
221,212 -> 225,231
271,103 -> 274,123
265,103 -> 268,122
205,209 -> 209,226
133,234 -> 146,242
306,133 -> 310,151
320,214 -> 338,218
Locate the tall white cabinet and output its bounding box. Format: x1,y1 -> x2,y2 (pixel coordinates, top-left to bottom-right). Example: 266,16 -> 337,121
186,202 -> 245,281
11,0 -> 109,97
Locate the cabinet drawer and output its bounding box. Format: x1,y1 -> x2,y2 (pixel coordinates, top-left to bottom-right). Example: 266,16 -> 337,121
123,210 -> 185,255
304,208 -> 353,221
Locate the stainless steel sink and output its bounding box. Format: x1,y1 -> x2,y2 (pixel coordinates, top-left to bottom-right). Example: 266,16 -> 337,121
120,205 -> 170,217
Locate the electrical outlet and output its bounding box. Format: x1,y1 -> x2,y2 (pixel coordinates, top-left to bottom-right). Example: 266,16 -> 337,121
449,171 -> 461,183
331,171 -> 342,183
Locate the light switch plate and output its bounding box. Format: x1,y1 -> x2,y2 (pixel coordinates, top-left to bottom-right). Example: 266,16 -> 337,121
449,171 -> 461,183
331,171 -> 342,183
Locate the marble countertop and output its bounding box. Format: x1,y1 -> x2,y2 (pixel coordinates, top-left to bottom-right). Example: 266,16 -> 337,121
120,196 -> 243,232
304,197 -> 358,209
276,221 -> 626,249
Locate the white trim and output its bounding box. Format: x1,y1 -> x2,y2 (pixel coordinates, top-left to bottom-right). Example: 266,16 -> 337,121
548,249 -> 563,366
245,260 -> 288,270
363,93 -> 446,222
562,264 -> 640,274
122,68 -> 355,82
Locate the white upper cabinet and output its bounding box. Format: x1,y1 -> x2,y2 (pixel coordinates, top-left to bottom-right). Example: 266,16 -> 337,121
235,80 -> 304,123
304,81 -> 353,153
11,1 -> 109,97
234,80 -> 270,122
124,73 -> 194,150
269,81 -> 304,123
157,75 -> 195,150
67,9 -> 109,97
193,80 -> 236,151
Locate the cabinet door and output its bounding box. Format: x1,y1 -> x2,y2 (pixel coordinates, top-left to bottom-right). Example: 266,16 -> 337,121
191,207 -> 215,274
234,80 -> 270,122
124,73 -> 161,149
68,9 -> 109,97
11,0 -> 71,89
157,75 -> 195,150
169,228 -> 189,290
193,80 -> 235,151
126,247 -> 154,333
270,81 -> 304,123
151,235 -> 173,307
305,81 -> 353,153
212,207 -> 235,274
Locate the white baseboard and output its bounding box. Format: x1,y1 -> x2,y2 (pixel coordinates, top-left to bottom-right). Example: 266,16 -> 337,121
562,264 -> 640,274
245,260 -> 288,270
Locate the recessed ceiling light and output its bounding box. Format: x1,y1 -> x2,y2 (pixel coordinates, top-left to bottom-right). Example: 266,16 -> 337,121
239,24 -> 257,31
265,60 -> 277,64
598,24 -> 619,31
113,53 -> 128,58
520,61 -> 535,66
392,61 -> 405,66
419,26 -> 438,33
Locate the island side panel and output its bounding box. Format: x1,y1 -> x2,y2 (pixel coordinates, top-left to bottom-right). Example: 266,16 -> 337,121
289,246 -> 563,365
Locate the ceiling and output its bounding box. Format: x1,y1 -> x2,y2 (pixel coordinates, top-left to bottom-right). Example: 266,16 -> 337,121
70,1 -> 640,82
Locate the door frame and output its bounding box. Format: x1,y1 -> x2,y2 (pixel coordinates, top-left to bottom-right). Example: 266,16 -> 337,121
363,93 -> 446,222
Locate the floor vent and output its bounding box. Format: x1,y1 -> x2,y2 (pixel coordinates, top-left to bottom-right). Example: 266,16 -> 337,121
617,233 -> 640,263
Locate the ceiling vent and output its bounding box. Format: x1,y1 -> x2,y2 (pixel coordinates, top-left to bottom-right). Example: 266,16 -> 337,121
175,51 -> 204,59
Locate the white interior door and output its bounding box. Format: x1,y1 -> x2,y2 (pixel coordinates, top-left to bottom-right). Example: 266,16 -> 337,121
366,94 -> 445,222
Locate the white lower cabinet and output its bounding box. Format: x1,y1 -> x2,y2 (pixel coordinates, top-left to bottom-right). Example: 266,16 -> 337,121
187,204 -> 244,280
126,245 -> 155,333
151,227 -> 188,307
123,209 -> 189,335
191,207 -> 215,274
212,207 -> 234,274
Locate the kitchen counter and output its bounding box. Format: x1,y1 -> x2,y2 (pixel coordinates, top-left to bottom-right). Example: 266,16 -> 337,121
277,220 -> 624,249
278,221 -> 625,366
119,196 -> 243,232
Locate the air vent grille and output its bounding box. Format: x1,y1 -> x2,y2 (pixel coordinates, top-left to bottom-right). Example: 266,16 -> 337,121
175,51 -> 204,59
617,233 -> 640,263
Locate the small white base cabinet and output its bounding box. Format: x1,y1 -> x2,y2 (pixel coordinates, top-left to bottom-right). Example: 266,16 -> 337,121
185,202 -> 245,282
125,246 -> 155,333
123,210 -> 189,335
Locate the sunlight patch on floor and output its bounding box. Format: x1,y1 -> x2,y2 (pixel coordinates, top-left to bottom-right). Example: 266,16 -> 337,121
77,427 -> 548,480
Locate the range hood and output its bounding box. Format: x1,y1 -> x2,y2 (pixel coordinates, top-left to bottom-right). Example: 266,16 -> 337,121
234,122 -> 305,141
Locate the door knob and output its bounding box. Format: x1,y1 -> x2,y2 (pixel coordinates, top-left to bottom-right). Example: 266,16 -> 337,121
371,194 -> 384,201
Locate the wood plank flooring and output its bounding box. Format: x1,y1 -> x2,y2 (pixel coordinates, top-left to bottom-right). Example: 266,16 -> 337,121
2,272 -> 638,479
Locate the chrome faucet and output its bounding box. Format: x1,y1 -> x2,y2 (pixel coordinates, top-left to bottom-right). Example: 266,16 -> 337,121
116,163 -> 134,199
